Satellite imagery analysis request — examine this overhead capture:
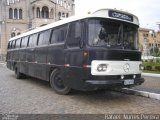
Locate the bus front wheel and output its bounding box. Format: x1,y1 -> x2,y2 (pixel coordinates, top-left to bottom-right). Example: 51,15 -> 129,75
50,69 -> 71,95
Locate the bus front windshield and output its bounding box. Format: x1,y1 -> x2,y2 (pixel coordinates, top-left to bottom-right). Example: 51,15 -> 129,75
88,18 -> 139,50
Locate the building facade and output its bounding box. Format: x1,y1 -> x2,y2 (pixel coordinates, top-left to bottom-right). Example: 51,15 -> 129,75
0,0 -> 75,61
139,28 -> 160,56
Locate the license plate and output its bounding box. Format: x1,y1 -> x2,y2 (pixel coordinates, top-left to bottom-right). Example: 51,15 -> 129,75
124,79 -> 134,85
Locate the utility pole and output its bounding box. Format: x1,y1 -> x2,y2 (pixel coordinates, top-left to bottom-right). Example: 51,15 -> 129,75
153,30 -> 156,56
0,0 -> 2,51
157,22 -> 160,31
0,0 -> 7,61
55,0 -> 57,21
28,0 -> 32,29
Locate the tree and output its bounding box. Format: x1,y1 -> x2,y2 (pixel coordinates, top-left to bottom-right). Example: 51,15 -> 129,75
150,47 -> 160,57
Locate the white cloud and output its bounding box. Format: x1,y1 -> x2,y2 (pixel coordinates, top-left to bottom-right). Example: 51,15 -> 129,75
75,0 -> 160,30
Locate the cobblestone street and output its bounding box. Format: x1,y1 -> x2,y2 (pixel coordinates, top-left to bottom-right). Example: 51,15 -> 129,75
0,65 -> 160,114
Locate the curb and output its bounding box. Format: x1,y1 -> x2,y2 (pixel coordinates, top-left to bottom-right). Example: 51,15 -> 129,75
0,63 -> 6,67
117,88 -> 160,100
142,73 -> 160,77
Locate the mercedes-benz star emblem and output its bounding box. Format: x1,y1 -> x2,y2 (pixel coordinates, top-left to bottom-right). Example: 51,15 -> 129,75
123,63 -> 130,73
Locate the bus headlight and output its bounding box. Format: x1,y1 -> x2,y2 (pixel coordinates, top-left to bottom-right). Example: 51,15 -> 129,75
97,64 -> 108,72
139,64 -> 144,71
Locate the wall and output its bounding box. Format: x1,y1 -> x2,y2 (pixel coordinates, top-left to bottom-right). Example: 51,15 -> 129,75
0,0 -> 75,61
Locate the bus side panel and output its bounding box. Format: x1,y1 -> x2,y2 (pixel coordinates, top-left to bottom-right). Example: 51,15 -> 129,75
34,46 -> 48,81
14,49 -> 20,62
9,50 -> 15,70
6,51 -> 12,70
46,44 -> 65,81
10,50 -> 16,70
19,48 -> 27,74
64,49 -> 87,90
25,48 -> 35,77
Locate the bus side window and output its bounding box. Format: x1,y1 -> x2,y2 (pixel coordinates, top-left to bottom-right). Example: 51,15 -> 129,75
38,29 -> 51,46
50,25 -> 68,44
28,33 -> 38,47
15,39 -> 18,48
21,36 -> 28,48
66,21 -> 81,47
14,40 -> 16,48
11,41 -> 13,49
15,39 -> 21,48
8,42 -> 11,49
10,41 -> 13,49
11,40 -> 15,49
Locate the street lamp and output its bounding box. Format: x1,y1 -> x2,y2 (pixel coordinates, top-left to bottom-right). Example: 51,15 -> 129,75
149,30 -> 157,56
143,37 -> 149,57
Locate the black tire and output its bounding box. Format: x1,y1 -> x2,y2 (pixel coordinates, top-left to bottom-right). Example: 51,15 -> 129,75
50,69 -> 71,95
15,67 -> 23,79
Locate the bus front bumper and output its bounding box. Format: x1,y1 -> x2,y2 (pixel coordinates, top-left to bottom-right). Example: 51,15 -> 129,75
85,78 -> 145,89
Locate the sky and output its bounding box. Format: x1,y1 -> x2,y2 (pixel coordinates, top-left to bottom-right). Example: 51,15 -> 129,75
75,0 -> 160,31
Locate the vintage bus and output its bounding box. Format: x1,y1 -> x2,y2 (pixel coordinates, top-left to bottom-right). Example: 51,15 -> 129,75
6,9 -> 144,94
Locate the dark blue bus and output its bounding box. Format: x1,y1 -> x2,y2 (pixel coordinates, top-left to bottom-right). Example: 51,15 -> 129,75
6,9 -> 144,94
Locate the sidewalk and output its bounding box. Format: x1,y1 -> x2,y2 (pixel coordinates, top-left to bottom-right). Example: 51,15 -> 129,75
133,75 -> 160,94
142,73 -> 160,77
0,62 -> 6,67
121,73 -> 160,100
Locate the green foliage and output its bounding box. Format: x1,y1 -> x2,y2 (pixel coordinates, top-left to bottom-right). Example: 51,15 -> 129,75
145,66 -> 152,71
143,59 -> 160,72
150,47 -> 160,57
155,66 -> 160,71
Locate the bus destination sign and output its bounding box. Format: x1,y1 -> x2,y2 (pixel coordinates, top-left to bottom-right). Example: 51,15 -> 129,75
109,10 -> 133,22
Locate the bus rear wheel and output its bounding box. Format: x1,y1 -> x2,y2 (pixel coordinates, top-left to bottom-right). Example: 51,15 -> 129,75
15,67 -> 23,79
50,69 -> 71,95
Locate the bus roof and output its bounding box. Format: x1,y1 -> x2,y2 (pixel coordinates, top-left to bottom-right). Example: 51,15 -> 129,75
9,8 -> 139,41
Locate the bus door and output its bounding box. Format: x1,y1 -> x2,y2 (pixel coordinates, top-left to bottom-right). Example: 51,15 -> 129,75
64,21 -> 85,87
